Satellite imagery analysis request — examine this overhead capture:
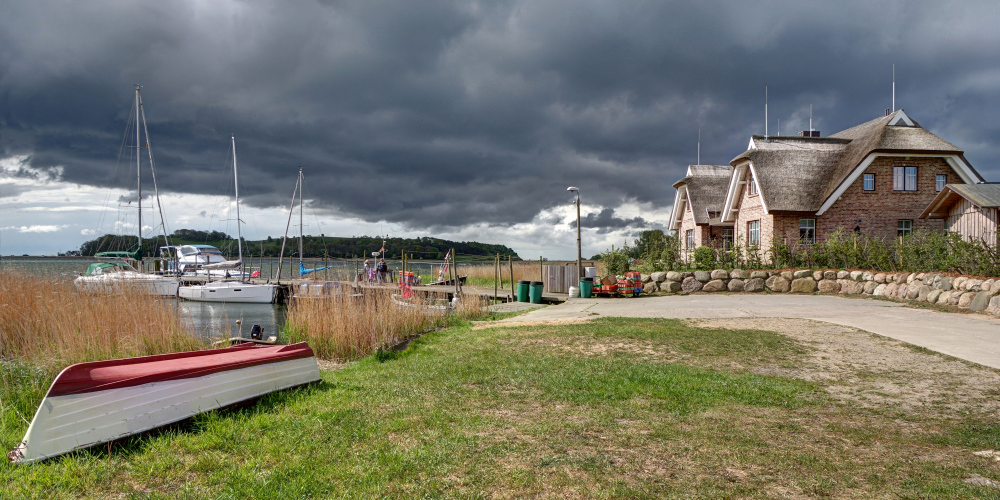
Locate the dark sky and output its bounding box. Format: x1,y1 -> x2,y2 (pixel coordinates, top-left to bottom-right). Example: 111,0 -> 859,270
2,0 -> 999,255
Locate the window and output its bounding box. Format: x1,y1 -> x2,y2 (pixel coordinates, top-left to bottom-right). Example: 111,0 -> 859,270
686,229 -> 694,249
747,173 -> 758,195
721,228 -> 734,250
936,174 -> 947,192
893,166 -> 917,191
800,219 -> 816,244
747,220 -> 760,246
897,219 -> 912,238
863,173 -> 875,191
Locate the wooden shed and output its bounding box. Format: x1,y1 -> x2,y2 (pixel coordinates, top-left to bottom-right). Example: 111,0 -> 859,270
920,183 -> 1000,246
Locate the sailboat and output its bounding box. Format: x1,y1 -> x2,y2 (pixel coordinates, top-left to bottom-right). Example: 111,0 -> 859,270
177,136 -> 278,303
74,85 -> 180,297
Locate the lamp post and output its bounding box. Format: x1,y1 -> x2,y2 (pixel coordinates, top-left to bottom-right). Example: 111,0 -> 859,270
567,187 -> 582,279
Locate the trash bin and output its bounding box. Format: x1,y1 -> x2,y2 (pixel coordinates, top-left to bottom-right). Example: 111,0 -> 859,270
579,277 -> 593,298
567,285 -> 580,298
529,281 -> 544,304
517,280 -> 531,302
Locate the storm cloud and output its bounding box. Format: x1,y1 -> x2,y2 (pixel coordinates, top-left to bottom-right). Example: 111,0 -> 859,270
3,0 -> 1000,244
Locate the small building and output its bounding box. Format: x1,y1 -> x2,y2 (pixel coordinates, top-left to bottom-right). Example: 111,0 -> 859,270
920,183 -> 1000,246
667,164 -> 733,259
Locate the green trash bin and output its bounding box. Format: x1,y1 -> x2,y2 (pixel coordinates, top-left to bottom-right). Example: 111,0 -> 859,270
579,277 -> 593,298
517,280 -> 531,302
529,281 -> 544,304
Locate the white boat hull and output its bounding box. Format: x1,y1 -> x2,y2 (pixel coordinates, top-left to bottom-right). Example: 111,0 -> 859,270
178,281 -> 277,303
74,273 -> 179,297
9,356 -> 319,464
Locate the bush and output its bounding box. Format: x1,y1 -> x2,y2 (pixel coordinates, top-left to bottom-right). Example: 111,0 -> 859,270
693,246 -> 715,270
598,247 -> 631,276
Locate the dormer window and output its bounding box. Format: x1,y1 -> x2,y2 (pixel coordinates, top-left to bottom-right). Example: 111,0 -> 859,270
748,173 -> 758,196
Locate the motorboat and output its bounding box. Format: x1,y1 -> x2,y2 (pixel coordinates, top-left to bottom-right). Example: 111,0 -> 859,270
7,342 -> 320,464
74,261 -> 179,297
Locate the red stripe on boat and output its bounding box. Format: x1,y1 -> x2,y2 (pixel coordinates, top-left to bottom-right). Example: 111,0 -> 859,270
47,343 -> 316,397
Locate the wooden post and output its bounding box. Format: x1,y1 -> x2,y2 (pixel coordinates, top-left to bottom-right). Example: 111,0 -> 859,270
539,256 -> 543,283
494,253 -> 499,304
508,255 -> 514,302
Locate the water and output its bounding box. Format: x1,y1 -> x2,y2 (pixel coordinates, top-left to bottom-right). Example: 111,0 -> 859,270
0,256 -> 453,340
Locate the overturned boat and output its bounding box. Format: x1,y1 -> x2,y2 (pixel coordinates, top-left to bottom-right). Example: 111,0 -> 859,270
8,342 -> 321,464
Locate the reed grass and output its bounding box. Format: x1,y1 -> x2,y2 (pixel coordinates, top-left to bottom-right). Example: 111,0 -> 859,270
284,288 -> 487,361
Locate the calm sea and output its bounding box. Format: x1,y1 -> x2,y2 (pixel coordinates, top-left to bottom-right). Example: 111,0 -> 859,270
1,256 -> 441,340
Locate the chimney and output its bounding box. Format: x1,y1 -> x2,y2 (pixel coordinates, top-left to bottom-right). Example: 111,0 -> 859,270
885,108 -> 891,116
799,131 -> 821,137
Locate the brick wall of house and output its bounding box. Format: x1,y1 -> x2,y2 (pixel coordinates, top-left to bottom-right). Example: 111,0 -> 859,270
733,171 -> 773,253
767,156 -> 955,243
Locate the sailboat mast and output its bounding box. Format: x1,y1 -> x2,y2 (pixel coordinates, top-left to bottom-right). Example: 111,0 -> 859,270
298,167 -> 303,269
231,135 -> 243,268
135,85 -> 142,260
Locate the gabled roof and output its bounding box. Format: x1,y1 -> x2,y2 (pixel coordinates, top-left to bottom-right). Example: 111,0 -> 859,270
672,165 -> 732,225
728,109 -> 982,213
921,183 -> 1000,219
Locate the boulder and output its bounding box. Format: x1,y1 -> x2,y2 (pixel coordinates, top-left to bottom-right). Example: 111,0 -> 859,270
965,279 -> 983,292
640,274 -> 652,284
643,282 -> 659,294
874,273 -> 886,284
954,276 -> 968,289
987,296 -> 1000,315
981,279 -> 995,293
863,281 -> 878,294
727,279 -> 745,292
681,276 -> 703,293
823,270 -> 838,280
780,271 -> 794,281
730,269 -> 750,279
650,272 -> 667,283
906,273 -> 917,284
818,279 -> 841,293
843,280 -> 865,295
666,271 -> 683,282
897,273 -> 909,284
850,270 -> 864,281
922,273 -> 938,286
682,272 -> 695,279
938,276 -> 953,291
991,280 -> 1000,295
837,270 -> 850,279
885,283 -> 899,297
937,291 -> 953,305
896,283 -> 909,299
793,269 -> 812,279
662,281 -> 682,293
694,270 -> 712,283
790,277 -> 817,293
926,289 -> 942,304
862,272 -> 874,281
744,278 -> 766,292
948,291 -> 964,306
812,270 -> 824,281
711,269 -> 730,280
906,285 -> 920,300
970,291 -> 993,312
873,283 -> 887,296
958,291 -> 977,308
917,285 -> 932,302
750,270 -> 769,279
916,272 -> 926,280
766,276 -> 791,293
702,279 -> 727,292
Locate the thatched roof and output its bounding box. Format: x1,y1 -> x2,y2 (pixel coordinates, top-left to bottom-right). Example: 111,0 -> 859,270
729,110 -> 977,212
673,165 -> 732,224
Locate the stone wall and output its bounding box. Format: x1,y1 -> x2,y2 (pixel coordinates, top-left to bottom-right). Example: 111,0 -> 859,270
640,269 -> 1000,318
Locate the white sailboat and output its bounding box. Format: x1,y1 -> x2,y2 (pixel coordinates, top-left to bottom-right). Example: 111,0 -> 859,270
178,135 -> 277,304
74,85 -> 179,297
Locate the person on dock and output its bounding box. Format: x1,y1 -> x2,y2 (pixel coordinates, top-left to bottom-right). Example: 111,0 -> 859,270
363,259 -> 372,283
377,258 -> 388,283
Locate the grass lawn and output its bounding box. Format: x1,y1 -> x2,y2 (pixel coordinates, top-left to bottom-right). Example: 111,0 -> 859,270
3,317 -> 1000,498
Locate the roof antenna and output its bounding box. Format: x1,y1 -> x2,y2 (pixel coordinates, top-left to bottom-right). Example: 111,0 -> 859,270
697,128 -> 701,166
892,63 -> 895,111
777,119 -> 780,137
809,104 -> 813,134
764,86 -> 769,140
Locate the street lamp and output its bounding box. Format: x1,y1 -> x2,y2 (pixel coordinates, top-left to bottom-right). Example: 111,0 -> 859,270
567,187 -> 582,279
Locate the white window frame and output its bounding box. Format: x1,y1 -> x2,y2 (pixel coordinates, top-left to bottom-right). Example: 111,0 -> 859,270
935,174 -> 947,192
897,219 -> 913,237
863,173 -> 875,191
747,220 -> 760,247
800,218 -> 816,244
748,173 -> 758,195
686,229 -> 694,249
721,228 -> 734,250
